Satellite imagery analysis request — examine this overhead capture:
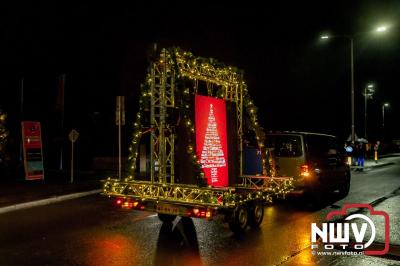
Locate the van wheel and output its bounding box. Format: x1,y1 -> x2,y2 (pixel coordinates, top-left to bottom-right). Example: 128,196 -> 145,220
248,202 -> 264,228
229,205 -> 249,234
338,171 -> 351,197
158,213 -> 176,223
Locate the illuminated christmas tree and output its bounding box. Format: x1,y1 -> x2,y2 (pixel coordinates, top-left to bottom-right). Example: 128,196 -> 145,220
200,104 -> 226,183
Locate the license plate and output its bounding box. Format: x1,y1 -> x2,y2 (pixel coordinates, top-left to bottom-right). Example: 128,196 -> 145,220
156,203 -> 184,215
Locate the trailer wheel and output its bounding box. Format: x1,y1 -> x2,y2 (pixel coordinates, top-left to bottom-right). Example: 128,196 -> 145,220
248,202 -> 264,228
229,205 -> 249,234
158,213 -> 176,223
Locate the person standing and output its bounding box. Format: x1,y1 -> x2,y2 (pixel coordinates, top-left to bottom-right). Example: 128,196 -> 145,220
356,142 -> 366,171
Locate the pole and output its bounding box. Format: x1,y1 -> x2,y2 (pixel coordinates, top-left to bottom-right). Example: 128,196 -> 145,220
19,78 -> 24,162
118,99 -> 122,180
71,140 -> 74,183
382,105 -> 385,139
350,38 -> 355,144
59,73 -> 66,170
364,86 -> 367,139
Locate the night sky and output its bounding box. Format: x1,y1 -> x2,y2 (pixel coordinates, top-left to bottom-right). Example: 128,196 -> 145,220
1,1 -> 400,168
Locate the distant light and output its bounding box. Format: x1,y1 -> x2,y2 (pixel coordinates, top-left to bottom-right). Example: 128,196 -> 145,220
384,103 -> 389,107
367,84 -> 374,88
321,35 -> 329,39
376,26 -> 387,32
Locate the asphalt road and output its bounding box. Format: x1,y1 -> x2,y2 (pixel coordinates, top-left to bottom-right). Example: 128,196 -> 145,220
1,157 -> 400,266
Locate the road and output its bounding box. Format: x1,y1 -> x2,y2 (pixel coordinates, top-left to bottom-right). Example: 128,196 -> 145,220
1,157 -> 399,266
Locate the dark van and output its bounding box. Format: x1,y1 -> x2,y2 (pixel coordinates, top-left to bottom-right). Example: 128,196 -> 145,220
266,132 -> 351,198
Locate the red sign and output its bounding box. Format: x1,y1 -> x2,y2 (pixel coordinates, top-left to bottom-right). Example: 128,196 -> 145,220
195,95 -> 229,187
21,121 -> 44,180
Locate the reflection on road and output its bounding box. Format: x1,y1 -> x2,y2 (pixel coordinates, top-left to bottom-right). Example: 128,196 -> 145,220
155,217 -> 202,266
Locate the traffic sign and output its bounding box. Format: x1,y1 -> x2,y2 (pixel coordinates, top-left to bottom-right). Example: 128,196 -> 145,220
69,129 -> 79,143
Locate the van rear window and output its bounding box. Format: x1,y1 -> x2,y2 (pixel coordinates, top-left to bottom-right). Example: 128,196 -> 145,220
267,135 -> 303,157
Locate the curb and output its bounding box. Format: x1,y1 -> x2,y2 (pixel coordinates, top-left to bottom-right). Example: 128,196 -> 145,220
365,162 -> 395,170
0,189 -> 102,215
351,162 -> 394,171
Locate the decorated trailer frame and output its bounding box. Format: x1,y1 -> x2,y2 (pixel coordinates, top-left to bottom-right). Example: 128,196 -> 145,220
102,48 -> 293,233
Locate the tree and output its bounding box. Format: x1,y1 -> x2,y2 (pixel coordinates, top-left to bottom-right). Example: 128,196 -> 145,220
200,104 -> 226,183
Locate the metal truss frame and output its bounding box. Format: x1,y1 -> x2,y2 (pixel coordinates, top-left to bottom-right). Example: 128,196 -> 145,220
103,175 -> 292,208
150,49 -> 175,184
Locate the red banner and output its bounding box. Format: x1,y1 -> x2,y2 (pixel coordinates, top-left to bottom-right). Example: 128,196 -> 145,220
21,121 -> 44,180
195,95 -> 229,187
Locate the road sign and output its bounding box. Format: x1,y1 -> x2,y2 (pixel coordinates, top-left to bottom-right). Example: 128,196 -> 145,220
69,129 -> 79,143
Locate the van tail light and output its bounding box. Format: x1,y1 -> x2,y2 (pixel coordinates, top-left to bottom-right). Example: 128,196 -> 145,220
300,164 -> 310,177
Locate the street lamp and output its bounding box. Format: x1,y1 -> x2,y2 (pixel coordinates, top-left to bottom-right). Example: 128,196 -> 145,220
376,25 -> 388,33
364,84 -> 375,139
320,26 -> 388,143
382,103 -> 389,139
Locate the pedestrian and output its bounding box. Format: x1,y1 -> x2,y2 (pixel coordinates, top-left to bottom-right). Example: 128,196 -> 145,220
355,142 -> 366,171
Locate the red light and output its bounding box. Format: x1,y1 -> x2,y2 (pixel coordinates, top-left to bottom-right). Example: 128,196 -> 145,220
193,208 -> 200,216
300,165 -> 310,177
116,199 -> 122,205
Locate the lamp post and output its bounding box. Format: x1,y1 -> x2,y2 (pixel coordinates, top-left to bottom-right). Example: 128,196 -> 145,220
364,84 -> 375,139
320,25 -> 388,144
382,103 -> 389,139
321,34 -> 355,143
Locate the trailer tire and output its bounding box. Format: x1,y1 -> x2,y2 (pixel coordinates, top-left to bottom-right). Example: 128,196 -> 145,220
229,205 -> 249,234
248,202 -> 264,228
158,213 -> 176,223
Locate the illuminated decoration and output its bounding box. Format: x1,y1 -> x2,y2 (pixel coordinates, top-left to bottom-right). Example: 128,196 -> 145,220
0,110 -> 9,164
195,95 -> 228,186
104,47 -> 294,209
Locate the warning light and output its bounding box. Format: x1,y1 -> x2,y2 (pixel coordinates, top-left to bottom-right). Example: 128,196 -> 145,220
116,199 -> 122,205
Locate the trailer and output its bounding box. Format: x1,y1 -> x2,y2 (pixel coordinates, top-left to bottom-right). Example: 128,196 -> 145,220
102,47 -> 293,233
